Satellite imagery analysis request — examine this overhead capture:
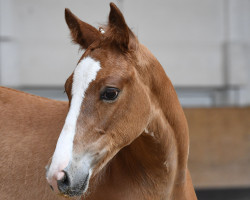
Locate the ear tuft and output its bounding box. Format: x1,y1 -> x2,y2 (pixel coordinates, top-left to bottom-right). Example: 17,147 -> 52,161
109,3 -> 128,33
65,8 -> 101,49
108,3 -> 130,50
65,8 -> 75,30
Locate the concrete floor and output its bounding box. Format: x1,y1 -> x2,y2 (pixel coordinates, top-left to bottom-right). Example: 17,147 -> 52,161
196,188 -> 250,200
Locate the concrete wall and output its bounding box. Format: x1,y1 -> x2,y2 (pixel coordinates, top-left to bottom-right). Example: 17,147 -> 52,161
0,0 -> 250,106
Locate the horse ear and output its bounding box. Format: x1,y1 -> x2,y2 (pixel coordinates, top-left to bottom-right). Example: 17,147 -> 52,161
108,3 -> 136,50
65,8 -> 101,49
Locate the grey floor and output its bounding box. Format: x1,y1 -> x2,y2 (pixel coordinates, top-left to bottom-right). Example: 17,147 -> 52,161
196,188 -> 250,200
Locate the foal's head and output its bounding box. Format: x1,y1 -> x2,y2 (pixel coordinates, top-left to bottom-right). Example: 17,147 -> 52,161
46,3 -> 152,197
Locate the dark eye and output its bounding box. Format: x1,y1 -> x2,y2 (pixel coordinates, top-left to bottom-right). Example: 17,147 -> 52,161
101,87 -> 120,102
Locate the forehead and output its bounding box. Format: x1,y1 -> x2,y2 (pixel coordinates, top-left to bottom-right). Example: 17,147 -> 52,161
84,46 -> 133,78
89,45 -> 132,69
65,47 -> 134,94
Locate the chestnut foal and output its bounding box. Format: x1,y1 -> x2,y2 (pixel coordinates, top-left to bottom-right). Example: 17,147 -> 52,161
46,3 -> 197,200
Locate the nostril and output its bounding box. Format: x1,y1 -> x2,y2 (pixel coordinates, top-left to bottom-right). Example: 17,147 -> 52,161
61,171 -> 70,186
57,171 -> 71,192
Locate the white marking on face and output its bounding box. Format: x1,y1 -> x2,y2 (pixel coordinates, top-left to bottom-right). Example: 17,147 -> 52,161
47,56 -> 101,180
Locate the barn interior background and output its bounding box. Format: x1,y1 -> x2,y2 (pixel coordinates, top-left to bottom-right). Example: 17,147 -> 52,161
0,0 -> 249,199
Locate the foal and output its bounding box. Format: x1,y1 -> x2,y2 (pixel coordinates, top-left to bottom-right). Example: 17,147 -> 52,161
46,3 -> 197,200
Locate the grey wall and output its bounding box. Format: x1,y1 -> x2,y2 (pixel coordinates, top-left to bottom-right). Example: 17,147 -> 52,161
0,0 -> 250,106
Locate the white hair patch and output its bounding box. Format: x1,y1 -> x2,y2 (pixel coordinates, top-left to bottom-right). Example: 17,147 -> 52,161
47,56 -> 101,179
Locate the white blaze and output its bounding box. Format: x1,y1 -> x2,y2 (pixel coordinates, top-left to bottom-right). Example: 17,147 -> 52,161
47,56 -> 101,179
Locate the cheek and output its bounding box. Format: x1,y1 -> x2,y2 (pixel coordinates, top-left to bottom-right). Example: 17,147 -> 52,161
109,92 -> 151,147
76,87 -> 151,150
129,83 -> 151,121
129,96 -> 151,131
129,89 -> 151,133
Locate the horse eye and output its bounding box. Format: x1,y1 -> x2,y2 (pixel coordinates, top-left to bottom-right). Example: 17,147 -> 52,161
101,87 -> 120,101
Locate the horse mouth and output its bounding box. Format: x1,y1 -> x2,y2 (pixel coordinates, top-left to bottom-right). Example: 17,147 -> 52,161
57,173 -> 90,197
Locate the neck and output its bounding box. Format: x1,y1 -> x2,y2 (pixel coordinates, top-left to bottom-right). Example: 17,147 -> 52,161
136,43 -> 190,181
110,44 -> 194,199
114,111 -> 179,199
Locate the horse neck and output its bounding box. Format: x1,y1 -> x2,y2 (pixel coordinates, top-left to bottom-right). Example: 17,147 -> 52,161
120,44 -> 190,195
136,44 -> 190,180
110,111 -> 179,198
